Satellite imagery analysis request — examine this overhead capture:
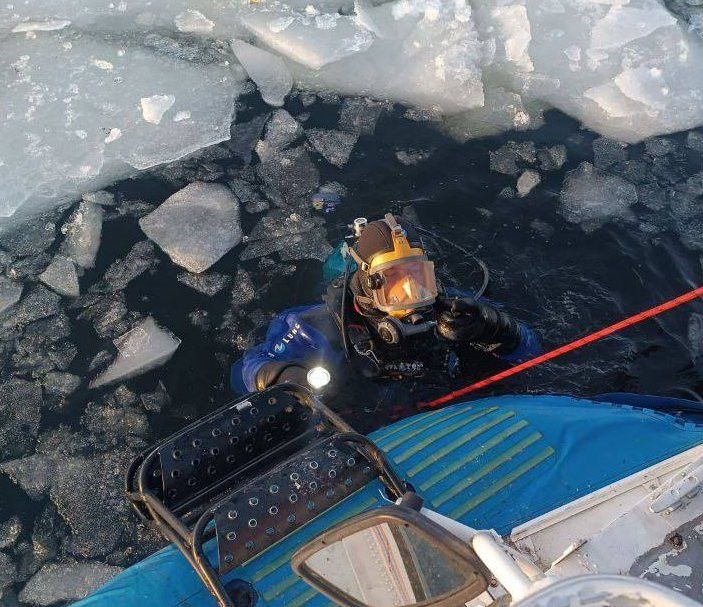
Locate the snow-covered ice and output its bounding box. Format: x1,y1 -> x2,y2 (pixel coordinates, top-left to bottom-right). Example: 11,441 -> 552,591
39,256 -> 80,298
140,182 -> 242,273
91,317 -> 181,388
232,39 -> 293,107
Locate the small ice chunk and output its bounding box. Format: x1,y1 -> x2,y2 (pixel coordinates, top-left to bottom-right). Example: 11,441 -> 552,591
559,162 -> 638,231
395,149 -> 433,165
232,40 -> 293,107
339,97 -> 385,135
82,402 -> 148,438
1,455 -> 55,501
0,379 -> 42,461
0,516 -> 22,550
140,95 -> 176,125
60,202 -> 103,269
102,240 -> 158,290
39,255 -> 80,298
140,382 -> 170,413
306,129 -> 358,167
230,268 -> 257,307
140,183 -> 242,273
104,128 -> 122,144
592,137 -> 628,169
645,137 -> 676,157
174,9 -> 215,33
538,145 -> 567,171
43,372 -> 81,397
489,141 -> 537,176
257,146 -> 320,207
255,110 -> 302,161
229,179 -> 269,214
0,277 -> 23,316
90,317 -> 181,388
19,561 -> 123,606
517,170 -> 541,197
177,272 -> 231,296
3,285 -> 61,329
229,114 -> 269,165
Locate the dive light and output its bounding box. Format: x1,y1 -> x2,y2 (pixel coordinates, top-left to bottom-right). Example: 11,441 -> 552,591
306,366 -> 331,390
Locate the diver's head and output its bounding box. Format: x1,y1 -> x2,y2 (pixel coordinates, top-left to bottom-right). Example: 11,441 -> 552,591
349,214 -> 438,319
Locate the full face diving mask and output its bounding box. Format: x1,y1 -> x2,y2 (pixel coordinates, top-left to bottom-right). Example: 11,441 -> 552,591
350,214 -> 438,316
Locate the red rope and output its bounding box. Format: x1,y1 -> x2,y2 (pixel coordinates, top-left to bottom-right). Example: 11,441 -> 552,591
421,285 -> 703,409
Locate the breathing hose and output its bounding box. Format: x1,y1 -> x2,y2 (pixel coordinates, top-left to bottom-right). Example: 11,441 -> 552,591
411,223 -> 490,300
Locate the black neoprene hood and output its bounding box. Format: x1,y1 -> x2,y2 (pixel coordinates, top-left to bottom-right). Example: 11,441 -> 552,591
353,216 -> 422,265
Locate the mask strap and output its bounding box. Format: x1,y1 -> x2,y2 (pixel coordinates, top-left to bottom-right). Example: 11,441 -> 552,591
348,246 -> 369,272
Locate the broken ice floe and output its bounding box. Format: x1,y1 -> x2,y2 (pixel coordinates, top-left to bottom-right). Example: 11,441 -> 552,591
60,202 -> 103,270
0,29 -> 243,225
177,272 -> 232,296
306,129 -> 358,167
140,182 -> 242,273
0,278 -> 24,317
241,210 -> 331,261
101,241 -> 159,291
232,39 -> 293,107
1,455 -> 57,501
90,317 -> 181,388
0,517 -> 22,550
560,162 -> 638,231
39,256 -> 80,298
0,379 -> 42,461
517,170 -> 541,197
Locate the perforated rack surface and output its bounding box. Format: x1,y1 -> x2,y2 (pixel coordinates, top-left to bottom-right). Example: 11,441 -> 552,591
126,385 -> 412,607
211,436 -> 378,574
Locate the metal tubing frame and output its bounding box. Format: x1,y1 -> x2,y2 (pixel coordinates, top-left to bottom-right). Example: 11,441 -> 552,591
126,385 -> 401,607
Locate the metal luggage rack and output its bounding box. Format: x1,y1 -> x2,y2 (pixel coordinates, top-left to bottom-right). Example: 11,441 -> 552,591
126,385 -> 407,607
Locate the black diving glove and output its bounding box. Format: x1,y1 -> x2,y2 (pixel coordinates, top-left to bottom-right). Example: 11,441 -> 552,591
436,298 -> 522,353
255,361 -> 309,391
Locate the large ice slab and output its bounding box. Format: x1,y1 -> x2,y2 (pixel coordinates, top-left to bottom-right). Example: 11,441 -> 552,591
0,29 -> 242,225
90,317 -> 181,388
140,182 -> 242,273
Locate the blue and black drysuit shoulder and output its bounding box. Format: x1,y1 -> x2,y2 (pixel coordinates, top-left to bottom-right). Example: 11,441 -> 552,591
230,295 -> 540,395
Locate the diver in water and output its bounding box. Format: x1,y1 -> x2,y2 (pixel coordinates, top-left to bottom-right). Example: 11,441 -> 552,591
230,214 -> 540,396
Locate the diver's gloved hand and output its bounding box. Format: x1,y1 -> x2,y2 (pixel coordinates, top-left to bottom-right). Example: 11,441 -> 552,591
436,298 -> 522,353
254,361 -> 309,391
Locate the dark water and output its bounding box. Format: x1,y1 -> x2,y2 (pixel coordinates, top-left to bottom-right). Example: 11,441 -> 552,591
1,94 -> 702,603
